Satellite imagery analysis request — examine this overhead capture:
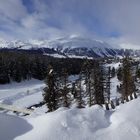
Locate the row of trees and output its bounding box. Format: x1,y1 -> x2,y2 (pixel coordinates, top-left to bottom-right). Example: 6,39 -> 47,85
43,59 -> 119,112
117,56 -> 138,102
0,51 -> 86,84
43,56 -> 138,112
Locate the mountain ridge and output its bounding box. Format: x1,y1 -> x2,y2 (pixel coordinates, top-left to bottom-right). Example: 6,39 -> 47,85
0,36 -> 124,58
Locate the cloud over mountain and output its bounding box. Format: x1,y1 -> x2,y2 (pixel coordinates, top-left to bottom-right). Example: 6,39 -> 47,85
0,0 -> 140,48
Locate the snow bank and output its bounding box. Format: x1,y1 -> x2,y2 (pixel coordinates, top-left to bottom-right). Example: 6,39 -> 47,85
93,98 -> 140,140
16,106 -> 109,140
15,98 -> 140,140
108,99 -> 140,140
1,78 -> 140,140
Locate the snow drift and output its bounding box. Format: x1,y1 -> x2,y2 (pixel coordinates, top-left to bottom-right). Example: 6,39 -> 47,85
0,97 -> 138,140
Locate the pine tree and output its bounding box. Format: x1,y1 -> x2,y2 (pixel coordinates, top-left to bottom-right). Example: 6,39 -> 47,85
121,56 -> 135,101
81,59 -> 94,106
117,67 -> 123,81
111,67 -> 116,78
135,65 -> 140,80
81,59 -> 92,95
43,65 -> 59,112
87,69 -> 95,106
71,82 -> 77,98
111,100 -> 115,109
105,66 -> 111,103
93,61 -> 105,105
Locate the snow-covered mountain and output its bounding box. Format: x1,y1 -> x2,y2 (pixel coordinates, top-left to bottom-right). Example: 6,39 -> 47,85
46,36 -> 120,58
0,36 -> 123,58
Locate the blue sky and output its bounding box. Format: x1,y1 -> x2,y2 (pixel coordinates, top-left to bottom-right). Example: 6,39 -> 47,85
0,0 -> 140,48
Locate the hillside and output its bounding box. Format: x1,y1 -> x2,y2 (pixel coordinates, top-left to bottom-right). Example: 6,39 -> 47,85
0,61 -> 140,140
1,97 -> 140,140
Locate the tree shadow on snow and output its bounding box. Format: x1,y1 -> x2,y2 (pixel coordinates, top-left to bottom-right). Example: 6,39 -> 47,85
0,113 -> 32,140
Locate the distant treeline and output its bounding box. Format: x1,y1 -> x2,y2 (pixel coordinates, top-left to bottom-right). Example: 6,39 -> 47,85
0,51 -> 96,84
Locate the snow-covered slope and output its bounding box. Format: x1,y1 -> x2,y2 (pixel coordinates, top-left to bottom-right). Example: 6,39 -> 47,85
0,79 -> 45,108
0,36 -> 121,58
1,97 -> 140,140
0,66 -> 140,140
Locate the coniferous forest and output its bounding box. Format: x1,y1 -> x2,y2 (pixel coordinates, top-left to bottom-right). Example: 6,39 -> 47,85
43,55 -> 139,112
0,51 -> 86,84
1,50 -> 139,113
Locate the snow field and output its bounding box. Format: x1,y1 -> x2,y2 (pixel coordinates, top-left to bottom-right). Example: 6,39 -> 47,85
0,97 -> 140,140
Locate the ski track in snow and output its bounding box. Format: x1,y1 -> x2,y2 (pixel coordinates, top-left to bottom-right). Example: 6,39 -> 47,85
0,79 -> 45,108
2,87 -> 42,105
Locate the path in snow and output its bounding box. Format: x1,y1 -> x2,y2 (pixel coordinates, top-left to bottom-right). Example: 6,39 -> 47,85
0,103 -> 33,115
0,79 -> 45,108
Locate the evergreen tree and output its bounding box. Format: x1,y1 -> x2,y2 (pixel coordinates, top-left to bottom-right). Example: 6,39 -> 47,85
121,56 -> 135,101
105,66 -> 111,103
87,69 -> 95,106
93,61 -> 105,105
117,67 -> 123,81
71,82 -> 77,98
135,65 -> 140,80
110,100 -> 115,109
111,67 -> 116,77
81,59 -> 93,106
43,65 -> 59,112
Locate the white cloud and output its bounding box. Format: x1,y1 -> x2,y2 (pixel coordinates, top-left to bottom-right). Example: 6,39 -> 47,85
0,0 -> 140,49
120,43 -> 140,50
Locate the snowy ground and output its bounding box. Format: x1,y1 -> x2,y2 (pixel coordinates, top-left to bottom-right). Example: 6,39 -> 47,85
110,76 -> 121,99
0,79 -> 45,108
106,62 -> 121,69
2,62 -> 138,140
1,97 -> 140,140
